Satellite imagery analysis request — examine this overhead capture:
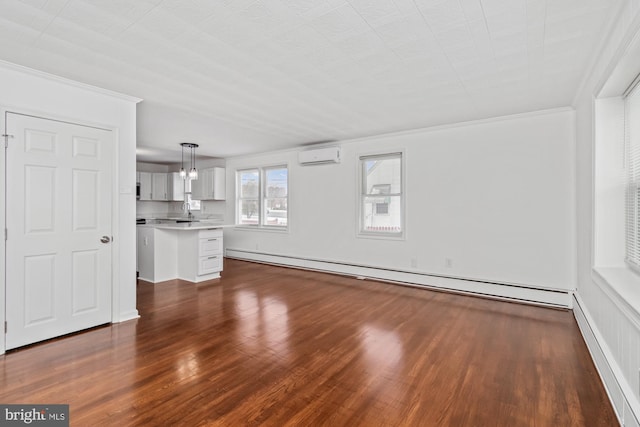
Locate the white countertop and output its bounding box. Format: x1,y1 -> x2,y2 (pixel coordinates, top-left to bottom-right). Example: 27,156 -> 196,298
138,222 -> 235,231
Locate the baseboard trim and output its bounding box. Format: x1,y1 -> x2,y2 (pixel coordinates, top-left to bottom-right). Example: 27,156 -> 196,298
573,293 -> 640,427
225,249 -> 572,308
115,310 -> 140,323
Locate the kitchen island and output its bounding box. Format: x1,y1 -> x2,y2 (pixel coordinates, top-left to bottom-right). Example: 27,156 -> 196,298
137,222 -> 234,283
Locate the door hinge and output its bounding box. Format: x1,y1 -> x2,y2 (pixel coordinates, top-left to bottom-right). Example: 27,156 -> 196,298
4,321 -> 7,333
2,134 -> 14,148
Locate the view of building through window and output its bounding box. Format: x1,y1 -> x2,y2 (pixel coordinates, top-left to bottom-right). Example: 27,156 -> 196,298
265,167 -> 288,226
360,153 -> 402,235
238,169 -> 259,225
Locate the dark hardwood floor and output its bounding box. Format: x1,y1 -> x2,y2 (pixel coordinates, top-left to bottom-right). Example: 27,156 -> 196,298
0,259 -> 617,426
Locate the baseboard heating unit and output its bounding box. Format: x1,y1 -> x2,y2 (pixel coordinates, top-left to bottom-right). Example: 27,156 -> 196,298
225,248 -> 572,308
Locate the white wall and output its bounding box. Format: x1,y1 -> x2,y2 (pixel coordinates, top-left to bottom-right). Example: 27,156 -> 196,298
0,61 -> 140,352
594,97 -> 626,267
574,1 -> 640,424
224,109 -> 576,297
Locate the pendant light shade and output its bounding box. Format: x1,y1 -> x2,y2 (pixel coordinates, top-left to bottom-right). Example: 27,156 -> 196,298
179,144 -> 187,178
179,142 -> 198,180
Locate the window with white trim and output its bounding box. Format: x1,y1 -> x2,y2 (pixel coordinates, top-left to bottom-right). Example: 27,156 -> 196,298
359,153 -> 403,237
237,166 -> 288,229
264,166 -> 288,227
625,81 -> 640,270
238,169 -> 259,225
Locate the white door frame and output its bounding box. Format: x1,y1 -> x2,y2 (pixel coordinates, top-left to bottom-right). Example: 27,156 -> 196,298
0,106 -> 121,354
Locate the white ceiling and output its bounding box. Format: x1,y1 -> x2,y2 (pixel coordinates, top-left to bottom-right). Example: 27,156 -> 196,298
0,0 -> 621,161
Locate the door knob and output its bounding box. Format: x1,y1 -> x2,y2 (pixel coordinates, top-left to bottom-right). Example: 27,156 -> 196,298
100,236 -> 111,243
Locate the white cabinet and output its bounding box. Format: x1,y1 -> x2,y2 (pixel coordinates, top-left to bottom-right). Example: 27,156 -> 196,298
151,173 -> 168,200
177,228 -> 224,281
137,226 -> 153,280
137,226 -> 178,283
138,172 -> 152,201
197,229 -> 223,275
139,226 -> 225,284
168,172 -> 185,201
137,172 -> 184,201
198,256 -> 222,276
191,167 -> 225,200
136,226 -> 139,273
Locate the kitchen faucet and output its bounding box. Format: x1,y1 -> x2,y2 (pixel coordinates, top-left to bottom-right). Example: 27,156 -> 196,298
182,201 -> 192,219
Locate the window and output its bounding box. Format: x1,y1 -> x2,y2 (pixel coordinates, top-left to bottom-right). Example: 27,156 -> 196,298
359,153 -> 403,237
625,80 -> 640,270
237,166 -> 288,229
264,167 -> 288,226
238,169 -> 259,225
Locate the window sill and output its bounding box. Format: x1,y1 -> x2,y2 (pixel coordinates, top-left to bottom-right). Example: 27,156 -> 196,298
233,226 -> 289,234
592,266 -> 640,323
356,232 -> 405,241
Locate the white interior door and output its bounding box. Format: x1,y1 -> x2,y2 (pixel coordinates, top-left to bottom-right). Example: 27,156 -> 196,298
5,112 -> 113,350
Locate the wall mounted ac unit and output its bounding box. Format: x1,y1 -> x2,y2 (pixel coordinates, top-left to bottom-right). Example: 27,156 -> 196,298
298,146 -> 341,165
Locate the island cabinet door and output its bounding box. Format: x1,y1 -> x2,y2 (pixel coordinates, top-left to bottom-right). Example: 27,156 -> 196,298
199,235 -> 223,256
198,255 -> 222,275
197,229 -> 223,276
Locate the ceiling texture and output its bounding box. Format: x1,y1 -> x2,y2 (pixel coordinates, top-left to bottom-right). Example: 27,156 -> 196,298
0,0 -> 622,161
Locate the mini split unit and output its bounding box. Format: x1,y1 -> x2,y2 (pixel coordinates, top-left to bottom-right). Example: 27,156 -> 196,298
298,146 -> 341,165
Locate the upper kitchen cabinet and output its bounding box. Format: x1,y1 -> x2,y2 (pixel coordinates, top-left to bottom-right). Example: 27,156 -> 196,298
191,167 -> 226,200
137,171 -> 186,202
151,173 -> 168,201
168,172 -> 185,201
139,172 -> 152,201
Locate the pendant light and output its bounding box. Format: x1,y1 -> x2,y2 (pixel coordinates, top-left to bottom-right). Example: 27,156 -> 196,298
189,143 -> 198,180
179,143 -> 187,178
179,142 -> 198,180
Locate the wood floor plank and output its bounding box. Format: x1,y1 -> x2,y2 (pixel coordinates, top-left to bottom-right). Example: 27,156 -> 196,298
0,259 -> 617,426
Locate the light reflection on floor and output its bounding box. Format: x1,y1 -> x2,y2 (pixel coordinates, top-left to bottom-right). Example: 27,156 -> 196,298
358,325 -> 407,406
234,290 -> 290,362
175,351 -> 200,382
